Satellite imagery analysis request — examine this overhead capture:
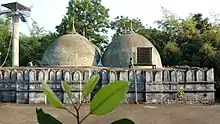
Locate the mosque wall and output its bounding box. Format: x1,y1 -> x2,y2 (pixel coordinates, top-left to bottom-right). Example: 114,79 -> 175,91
0,66 -> 215,104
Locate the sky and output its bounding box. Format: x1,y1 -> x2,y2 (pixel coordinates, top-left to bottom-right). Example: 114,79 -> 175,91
1,0 -> 220,38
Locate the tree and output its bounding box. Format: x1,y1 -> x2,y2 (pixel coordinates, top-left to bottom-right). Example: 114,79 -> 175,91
0,17 -> 57,66
110,16 -> 145,39
137,27 -> 170,59
162,41 -> 181,66
29,19 -> 47,36
55,0 -> 110,51
192,13 -> 212,33
19,20 -> 58,66
156,6 -> 181,41
0,17 -> 12,66
19,32 -> 58,66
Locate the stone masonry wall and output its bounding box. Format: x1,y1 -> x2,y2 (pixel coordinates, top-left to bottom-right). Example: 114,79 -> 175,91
0,66 -> 215,104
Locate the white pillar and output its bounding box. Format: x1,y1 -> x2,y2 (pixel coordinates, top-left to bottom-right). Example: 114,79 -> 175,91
12,15 -> 19,67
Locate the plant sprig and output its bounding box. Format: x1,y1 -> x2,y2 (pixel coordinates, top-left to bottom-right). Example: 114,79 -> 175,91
36,74 -> 135,124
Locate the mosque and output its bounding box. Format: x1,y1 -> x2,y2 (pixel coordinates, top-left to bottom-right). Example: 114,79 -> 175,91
31,22 -> 214,104
0,2 -> 216,104
41,23 -> 162,69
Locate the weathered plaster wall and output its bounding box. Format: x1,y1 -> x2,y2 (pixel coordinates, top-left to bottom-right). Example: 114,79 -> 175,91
0,66 -> 215,104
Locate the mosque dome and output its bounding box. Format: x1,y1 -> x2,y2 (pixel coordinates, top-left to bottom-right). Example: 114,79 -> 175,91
41,32 -> 101,66
102,31 -> 163,68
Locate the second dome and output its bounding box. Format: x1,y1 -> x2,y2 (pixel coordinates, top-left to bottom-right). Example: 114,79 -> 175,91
102,32 -> 163,68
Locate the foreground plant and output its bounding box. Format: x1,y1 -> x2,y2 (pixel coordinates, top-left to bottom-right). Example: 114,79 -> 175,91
36,74 -> 135,124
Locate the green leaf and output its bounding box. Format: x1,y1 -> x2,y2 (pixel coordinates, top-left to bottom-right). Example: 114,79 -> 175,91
83,74 -> 100,98
61,81 -> 72,98
42,81 -> 65,109
110,118 -> 135,124
36,107 -> 62,124
90,81 -> 130,115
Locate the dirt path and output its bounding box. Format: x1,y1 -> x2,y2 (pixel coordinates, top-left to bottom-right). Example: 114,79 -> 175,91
0,103 -> 220,124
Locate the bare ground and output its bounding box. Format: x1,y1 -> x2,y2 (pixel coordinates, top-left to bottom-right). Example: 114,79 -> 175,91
0,103 -> 220,124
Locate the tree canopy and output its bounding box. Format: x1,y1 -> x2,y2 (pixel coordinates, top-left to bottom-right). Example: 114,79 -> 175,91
0,17 -> 12,66
55,0 -> 110,51
110,16 -> 145,39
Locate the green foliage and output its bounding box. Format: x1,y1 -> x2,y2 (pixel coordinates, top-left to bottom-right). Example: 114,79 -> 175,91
110,16 -> 145,39
0,17 -> 57,66
147,7 -> 220,67
19,31 -> 58,66
29,20 -> 47,36
55,0 -> 110,51
0,18 -> 12,66
42,80 -> 65,109
36,108 -> 62,124
139,27 -> 169,54
177,88 -> 184,98
90,81 -> 130,115
192,13 -> 212,33
82,74 -> 100,98
61,81 -> 72,98
163,41 -> 181,65
36,75 -> 133,124
110,118 -> 135,124
201,42 -> 215,56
